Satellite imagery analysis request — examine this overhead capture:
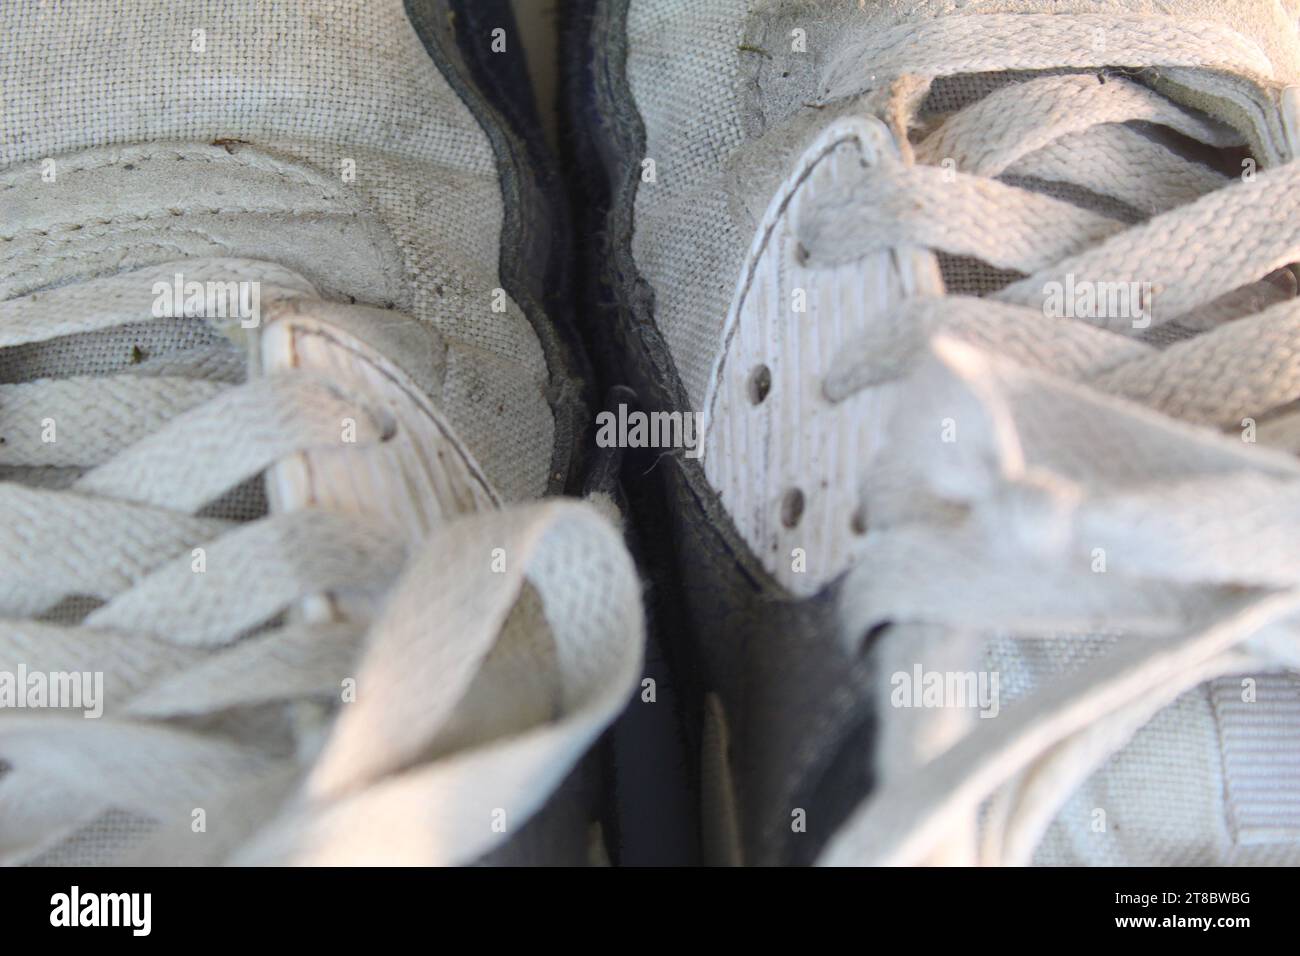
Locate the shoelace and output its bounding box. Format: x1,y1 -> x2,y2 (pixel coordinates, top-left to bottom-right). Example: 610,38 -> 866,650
0,258 -> 643,865
800,14 -> 1300,864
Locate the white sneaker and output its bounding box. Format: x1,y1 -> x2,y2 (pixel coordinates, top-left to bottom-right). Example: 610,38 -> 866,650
0,0 -> 644,865
577,0 -> 1300,865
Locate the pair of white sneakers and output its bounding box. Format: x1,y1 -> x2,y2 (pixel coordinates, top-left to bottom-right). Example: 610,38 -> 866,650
5,0 -> 1300,866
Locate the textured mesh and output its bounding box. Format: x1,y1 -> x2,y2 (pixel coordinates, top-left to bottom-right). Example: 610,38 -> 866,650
0,466 -> 81,490
627,0 -> 752,406
0,320 -> 228,384
1139,320 -> 1205,347
934,253 -> 1024,298
35,595 -> 107,625
921,69 -> 1091,119
197,477 -> 270,524
1031,686 -> 1231,866
980,636 -> 1300,865
28,810 -> 156,867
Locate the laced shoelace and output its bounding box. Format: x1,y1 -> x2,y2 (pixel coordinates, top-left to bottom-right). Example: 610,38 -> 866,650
0,259 -> 643,865
797,14 -> 1300,865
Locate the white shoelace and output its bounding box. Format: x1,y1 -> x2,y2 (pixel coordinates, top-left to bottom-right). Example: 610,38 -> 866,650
0,261 -> 644,865
805,15 -> 1300,865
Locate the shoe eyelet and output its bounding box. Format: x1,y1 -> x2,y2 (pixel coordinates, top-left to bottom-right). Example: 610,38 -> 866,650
747,364 -> 772,405
780,488 -> 805,529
